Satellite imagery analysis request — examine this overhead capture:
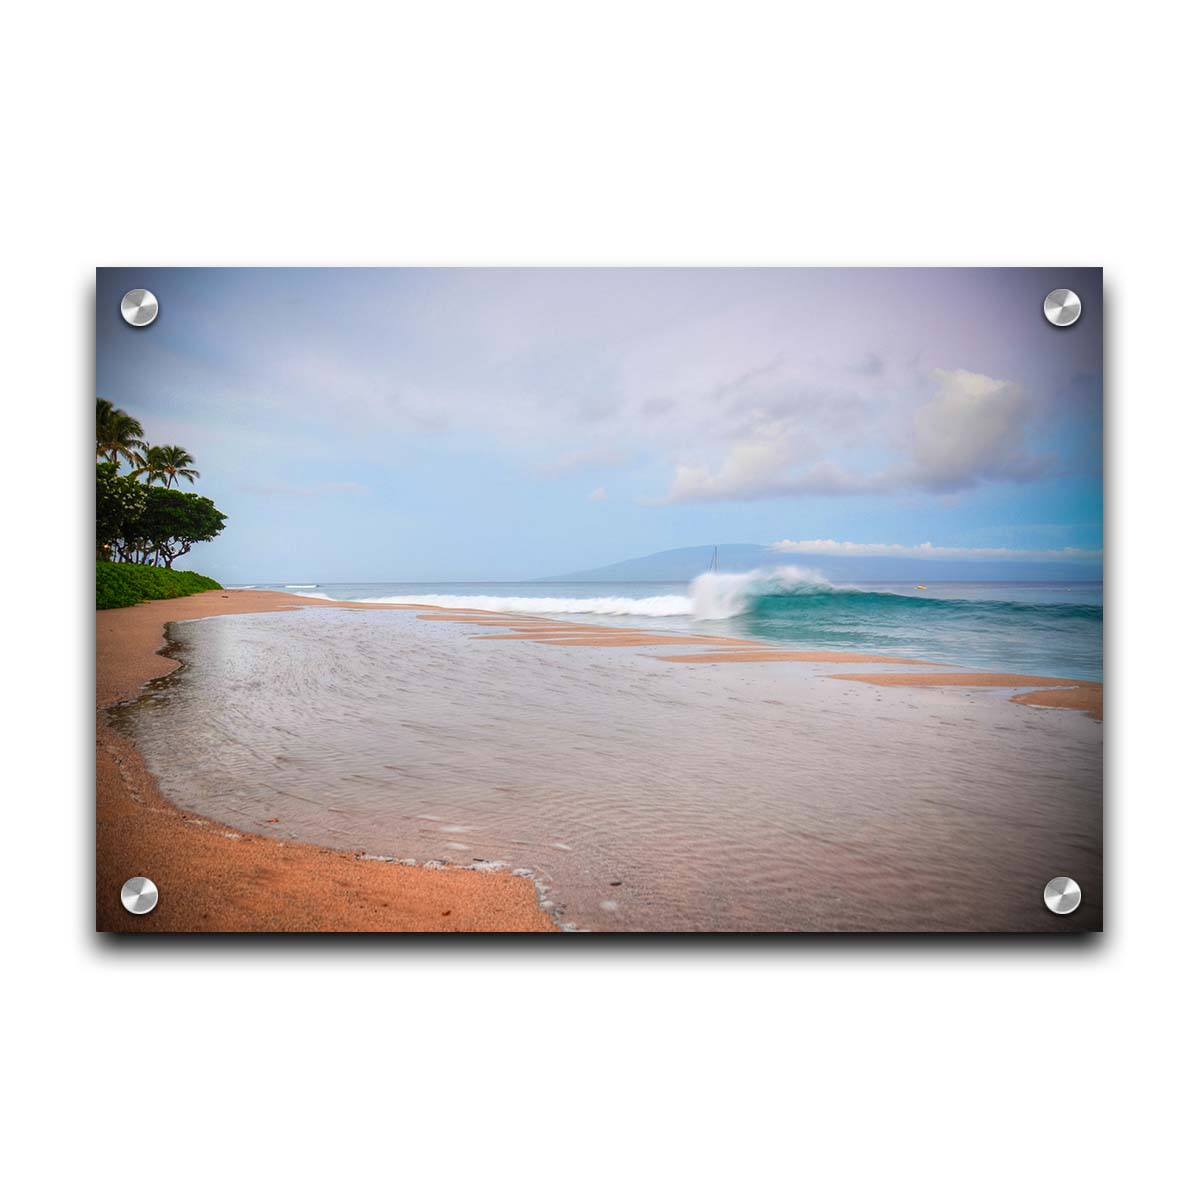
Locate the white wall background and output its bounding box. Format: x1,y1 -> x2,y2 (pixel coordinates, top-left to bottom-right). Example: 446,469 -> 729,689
3,2 -> 1194,1196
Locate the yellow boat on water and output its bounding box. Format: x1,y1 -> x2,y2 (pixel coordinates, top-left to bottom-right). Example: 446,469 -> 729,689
916,584 -> 927,590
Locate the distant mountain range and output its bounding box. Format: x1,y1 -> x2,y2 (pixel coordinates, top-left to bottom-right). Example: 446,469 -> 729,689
542,543 -> 1102,583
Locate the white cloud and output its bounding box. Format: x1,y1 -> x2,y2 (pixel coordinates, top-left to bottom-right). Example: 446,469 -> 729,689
655,433 -> 896,503
120,274 -> 1098,523
769,538 -> 1101,562
587,486 -> 608,502
908,369 -> 1048,491
654,368 -> 1054,504
660,441 -> 815,504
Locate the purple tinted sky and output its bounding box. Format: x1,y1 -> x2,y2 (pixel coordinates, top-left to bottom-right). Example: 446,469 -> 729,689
96,268 -> 1101,581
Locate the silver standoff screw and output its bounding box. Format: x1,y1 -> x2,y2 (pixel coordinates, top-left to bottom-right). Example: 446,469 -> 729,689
1043,876 -> 1082,915
121,876 -> 160,915
120,288 -> 159,327
1043,288 -> 1082,328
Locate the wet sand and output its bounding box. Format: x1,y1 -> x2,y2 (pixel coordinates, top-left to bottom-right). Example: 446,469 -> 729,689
121,600 -> 1103,931
475,634 -> 761,647
828,672 -> 1104,720
653,648 -> 937,665
406,611 -> 1103,721
97,590 -> 557,932
98,586 -> 1102,932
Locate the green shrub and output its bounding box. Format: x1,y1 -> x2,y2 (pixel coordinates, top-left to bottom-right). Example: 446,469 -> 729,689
96,562 -> 223,610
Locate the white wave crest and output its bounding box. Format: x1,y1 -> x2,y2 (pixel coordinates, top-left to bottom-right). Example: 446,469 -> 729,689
324,567 -> 840,620
341,592 -> 695,617
689,567 -> 837,620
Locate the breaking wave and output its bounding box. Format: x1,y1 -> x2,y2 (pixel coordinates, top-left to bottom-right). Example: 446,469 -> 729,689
329,569 -> 847,619
264,570 -> 1099,677
276,569 -> 1102,627
331,591 -> 695,617
689,567 -> 842,620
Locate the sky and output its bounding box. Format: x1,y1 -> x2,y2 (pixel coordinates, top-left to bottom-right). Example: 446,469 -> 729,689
96,268 -> 1102,582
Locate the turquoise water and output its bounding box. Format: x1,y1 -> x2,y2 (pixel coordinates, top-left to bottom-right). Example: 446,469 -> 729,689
735,581 -> 1103,680
237,573 -> 1103,680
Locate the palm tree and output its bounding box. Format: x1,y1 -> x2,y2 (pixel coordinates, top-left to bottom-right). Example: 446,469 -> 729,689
96,398 -> 145,469
139,444 -> 200,488
131,445 -> 164,485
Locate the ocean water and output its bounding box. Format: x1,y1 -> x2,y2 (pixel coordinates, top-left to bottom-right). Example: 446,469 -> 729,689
121,603 -> 1103,933
243,571 -> 1103,680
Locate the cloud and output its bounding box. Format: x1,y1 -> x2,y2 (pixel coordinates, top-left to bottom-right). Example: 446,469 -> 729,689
657,444 -> 884,504
587,486 -> 608,502
850,352 -> 884,376
241,481 -> 368,497
907,369 -> 1050,491
769,538 -> 1101,562
661,442 -> 798,503
654,368 -> 1054,504
640,395 -> 675,416
104,272 -> 1097,559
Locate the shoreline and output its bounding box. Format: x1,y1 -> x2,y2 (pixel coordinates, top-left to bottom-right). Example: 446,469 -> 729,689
398,600 -> 1103,717
828,671 -> 1103,720
97,586 -> 1102,933
96,589 -> 559,932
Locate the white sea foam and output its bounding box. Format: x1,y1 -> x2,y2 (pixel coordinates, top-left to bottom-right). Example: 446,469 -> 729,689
337,592 -> 696,617
689,566 -> 838,620
324,567 -> 840,620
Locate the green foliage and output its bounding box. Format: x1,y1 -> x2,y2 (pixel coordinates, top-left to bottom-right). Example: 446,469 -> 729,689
96,398 -> 146,468
135,444 -> 200,488
94,400 -> 227,570
124,487 -> 227,568
96,462 -> 146,558
96,562 -> 222,610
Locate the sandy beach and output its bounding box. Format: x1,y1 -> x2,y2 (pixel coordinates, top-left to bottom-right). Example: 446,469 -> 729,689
828,672 -> 1104,720
99,587 -> 1102,932
404,607 -> 1103,719
97,590 -> 559,932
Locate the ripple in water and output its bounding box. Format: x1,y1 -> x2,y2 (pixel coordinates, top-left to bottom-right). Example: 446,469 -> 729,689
117,606 -> 1102,931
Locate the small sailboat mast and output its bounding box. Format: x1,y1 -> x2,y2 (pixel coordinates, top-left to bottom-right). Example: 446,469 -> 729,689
709,545 -> 719,573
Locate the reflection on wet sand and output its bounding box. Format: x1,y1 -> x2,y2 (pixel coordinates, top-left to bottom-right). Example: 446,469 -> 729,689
120,599 -> 1102,932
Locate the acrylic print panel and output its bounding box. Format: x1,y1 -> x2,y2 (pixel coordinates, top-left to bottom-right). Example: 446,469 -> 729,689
95,268 -> 1102,934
